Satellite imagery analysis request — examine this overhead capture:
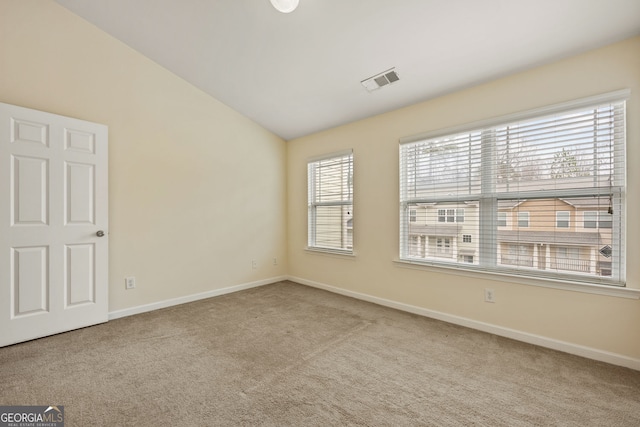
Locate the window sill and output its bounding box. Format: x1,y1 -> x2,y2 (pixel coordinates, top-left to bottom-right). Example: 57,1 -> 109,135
393,259 -> 640,300
305,247 -> 356,258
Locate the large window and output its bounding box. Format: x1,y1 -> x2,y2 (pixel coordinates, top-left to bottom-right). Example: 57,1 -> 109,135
399,92 -> 626,286
308,150 -> 353,253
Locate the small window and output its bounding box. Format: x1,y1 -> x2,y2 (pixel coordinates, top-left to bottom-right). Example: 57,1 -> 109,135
463,234 -> 472,243
409,209 -> 417,223
497,212 -> 507,227
456,208 -> 465,223
517,212 -> 529,228
556,211 -> 570,228
437,209 -> 446,223
584,211 -> 613,229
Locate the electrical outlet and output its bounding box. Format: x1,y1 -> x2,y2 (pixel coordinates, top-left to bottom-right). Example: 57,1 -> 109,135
485,288 -> 495,303
125,276 -> 136,290
251,259 -> 257,269
273,257 -> 278,266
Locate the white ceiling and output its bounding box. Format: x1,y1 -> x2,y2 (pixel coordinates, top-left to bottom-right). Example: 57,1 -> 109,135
54,0 -> 640,140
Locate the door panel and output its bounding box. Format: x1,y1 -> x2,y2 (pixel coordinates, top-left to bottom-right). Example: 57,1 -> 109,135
65,243 -> 95,306
12,156 -> 49,225
1,102 -> 108,347
65,162 -> 95,225
12,246 -> 49,316
65,128 -> 95,154
11,118 -> 49,147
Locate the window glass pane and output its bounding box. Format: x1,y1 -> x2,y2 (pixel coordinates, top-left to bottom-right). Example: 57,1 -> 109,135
497,197 -> 614,277
313,205 -> 353,249
494,105 -> 621,193
312,155 -> 352,203
405,202 -> 480,265
403,133 -> 482,199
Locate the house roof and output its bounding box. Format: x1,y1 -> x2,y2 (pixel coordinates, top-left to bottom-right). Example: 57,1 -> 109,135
559,198 -> 612,209
498,200 -> 522,210
408,224 -> 461,237
498,197 -> 612,211
498,230 -> 603,246
458,249 -> 476,256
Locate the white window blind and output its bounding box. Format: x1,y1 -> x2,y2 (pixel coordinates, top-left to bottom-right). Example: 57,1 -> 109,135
308,151 -> 353,254
400,92 -> 627,286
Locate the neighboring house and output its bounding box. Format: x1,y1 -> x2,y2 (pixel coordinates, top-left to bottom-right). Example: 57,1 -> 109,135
408,202 -> 479,264
497,198 -> 613,276
408,197 -> 613,277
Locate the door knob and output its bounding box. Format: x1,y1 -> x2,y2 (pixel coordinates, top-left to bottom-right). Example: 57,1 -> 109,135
96,230 -> 105,237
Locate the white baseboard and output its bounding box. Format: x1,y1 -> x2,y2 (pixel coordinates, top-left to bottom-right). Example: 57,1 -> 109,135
108,276 -> 287,320
288,275 -> 640,371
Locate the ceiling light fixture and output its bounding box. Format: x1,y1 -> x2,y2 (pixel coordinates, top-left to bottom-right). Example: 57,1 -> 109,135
270,0 -> 299,13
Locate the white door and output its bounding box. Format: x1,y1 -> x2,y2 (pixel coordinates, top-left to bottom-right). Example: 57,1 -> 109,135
0,102 -> 108,347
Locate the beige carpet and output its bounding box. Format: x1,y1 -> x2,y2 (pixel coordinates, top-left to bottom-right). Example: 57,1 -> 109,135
1,281 -> 639,426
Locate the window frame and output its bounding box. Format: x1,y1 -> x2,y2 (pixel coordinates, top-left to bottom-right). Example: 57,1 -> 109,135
399,90 -> 628,288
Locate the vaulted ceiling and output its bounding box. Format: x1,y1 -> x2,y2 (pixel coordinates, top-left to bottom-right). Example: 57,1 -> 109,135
55,0 -> 640,140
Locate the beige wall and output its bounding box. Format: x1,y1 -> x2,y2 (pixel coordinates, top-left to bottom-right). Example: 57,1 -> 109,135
0,1 -> 288,311
288,36 -> 640,360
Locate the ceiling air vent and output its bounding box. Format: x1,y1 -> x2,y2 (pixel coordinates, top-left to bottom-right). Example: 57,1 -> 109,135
361,68 -> 400,92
